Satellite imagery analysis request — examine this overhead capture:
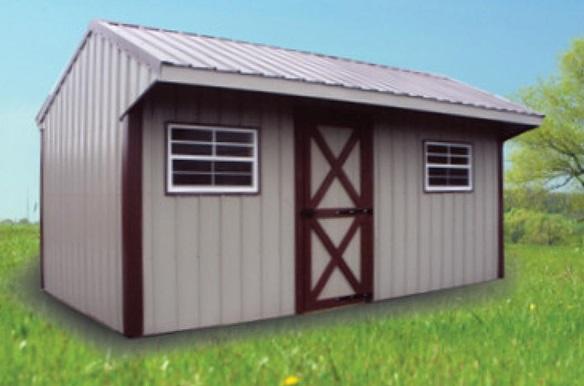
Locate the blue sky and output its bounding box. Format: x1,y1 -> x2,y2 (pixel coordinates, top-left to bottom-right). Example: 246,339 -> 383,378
0,0 -> 583,220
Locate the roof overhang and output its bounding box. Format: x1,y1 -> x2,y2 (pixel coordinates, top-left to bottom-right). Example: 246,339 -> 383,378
160,65 -> 544,127
37,20 -> 543,129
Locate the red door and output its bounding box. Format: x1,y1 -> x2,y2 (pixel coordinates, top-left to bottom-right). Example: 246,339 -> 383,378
295,111 -> 373,313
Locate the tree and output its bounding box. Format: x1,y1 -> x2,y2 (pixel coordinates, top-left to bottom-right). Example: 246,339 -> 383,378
508,38 -> 584,190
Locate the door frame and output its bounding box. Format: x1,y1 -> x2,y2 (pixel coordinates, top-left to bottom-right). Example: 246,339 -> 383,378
294,106 -> 374,314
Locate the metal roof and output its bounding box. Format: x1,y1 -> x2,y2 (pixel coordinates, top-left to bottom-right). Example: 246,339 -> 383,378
38,20 -> 543,126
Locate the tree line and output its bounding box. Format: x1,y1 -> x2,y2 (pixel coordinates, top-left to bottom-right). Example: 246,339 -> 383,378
506,38 -> 584,246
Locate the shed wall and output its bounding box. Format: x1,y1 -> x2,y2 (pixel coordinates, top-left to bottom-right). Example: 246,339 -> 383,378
41,32 -> 156,331
141,86 -> 295,335
141,86 -> 501,334
373,113 -> 500,300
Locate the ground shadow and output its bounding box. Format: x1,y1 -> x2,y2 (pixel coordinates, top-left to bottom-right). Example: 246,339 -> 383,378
16,258 -> 516,355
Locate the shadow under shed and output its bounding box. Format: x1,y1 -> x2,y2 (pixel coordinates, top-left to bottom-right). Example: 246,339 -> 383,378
16,258 -> 514,355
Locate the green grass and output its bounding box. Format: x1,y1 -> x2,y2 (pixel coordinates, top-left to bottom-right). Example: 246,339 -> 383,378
1,224 -> 583,385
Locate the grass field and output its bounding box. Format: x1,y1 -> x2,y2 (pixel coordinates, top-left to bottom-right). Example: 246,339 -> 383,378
0,224 -> 583,385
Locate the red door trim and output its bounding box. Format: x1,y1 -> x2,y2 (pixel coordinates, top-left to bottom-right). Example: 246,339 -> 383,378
310,130 -> 361,207
294,112 -> 309,314
497,138 -> 505,278
294,108 -> 374,314
309,216 -> 364,301
122,106 -> 144,337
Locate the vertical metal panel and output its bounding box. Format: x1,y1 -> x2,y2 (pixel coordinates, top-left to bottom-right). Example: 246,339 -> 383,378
113,46 -> 126,332
91,34 -> 101,319
240,98 -> 263,321
442,186 -> 454,287
110,50 -> 122,322
68,50 -> 78,311
45,97 -> 53,292
429,179 -> 443,290
79,41 -> 90,317
373,120 -> 389,298
462,128 -> 476,285
142,97 -> 155,334
485,139 -> 499,278
101,35 -> 113,323
196,89 -> 222,328
278,102 -> 296,315
141,87 -> 295,335
219,92 -> 243,324
373,113 -> 501,301
474,132 -> 487,283
404,124 -> 419,294
221,196 -> 242,323
416,124 -> 432,293
42,32 -> 155,332
173,87 -> 200,330
198,196 -> 221,327
260,99 -> 282,318
391,128 -> 406,297
150,86 -> 178,332
63,66 -> 73,304
452,128 -> 467,287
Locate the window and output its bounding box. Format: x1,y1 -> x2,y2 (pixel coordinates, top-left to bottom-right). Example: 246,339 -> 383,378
167,123 -> 259,194
424,141 -> 472,192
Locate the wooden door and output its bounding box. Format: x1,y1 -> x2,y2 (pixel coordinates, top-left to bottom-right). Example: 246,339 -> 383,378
295,111 -> 373,313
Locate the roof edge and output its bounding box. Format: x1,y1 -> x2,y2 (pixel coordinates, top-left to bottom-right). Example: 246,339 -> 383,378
160,65 -> 544,127
36,19 -> 164,126
35,30 -> 93,126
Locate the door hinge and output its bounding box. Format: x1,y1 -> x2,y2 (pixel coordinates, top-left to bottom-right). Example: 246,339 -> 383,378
336,292 -> 372,302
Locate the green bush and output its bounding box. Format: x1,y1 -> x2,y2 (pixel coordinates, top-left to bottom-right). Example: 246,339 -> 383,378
505,189 -> 584,220
505,208 -> 575,245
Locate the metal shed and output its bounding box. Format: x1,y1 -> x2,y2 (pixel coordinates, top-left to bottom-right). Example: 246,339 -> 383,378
36,20 -> 542,337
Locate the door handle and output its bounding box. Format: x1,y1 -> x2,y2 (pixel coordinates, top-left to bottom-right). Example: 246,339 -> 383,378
301,208 -> 373,218
336,208 -> 357,215
335,208 -> 373,216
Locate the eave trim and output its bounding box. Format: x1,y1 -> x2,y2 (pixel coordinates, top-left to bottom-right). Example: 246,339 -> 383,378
160,65 -> 544,127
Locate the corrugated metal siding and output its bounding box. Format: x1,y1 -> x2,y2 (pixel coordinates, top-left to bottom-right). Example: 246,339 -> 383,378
42,32 -> 156,331
98,20 -> 536,117
373,113 -> 500,300
141,85 -> 501,333
141,86 -> 295,335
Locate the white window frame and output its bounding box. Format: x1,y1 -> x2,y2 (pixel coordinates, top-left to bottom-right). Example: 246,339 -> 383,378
424,141 -> 473,192
166,123 -> 259,194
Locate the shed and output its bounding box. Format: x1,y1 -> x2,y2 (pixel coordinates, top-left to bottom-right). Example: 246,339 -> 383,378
36,20 -> 543,337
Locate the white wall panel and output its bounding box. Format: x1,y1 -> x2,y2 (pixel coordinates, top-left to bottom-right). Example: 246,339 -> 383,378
374,114 -> 500,301
41,32 -> 156,332
141,87 -> 296,335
